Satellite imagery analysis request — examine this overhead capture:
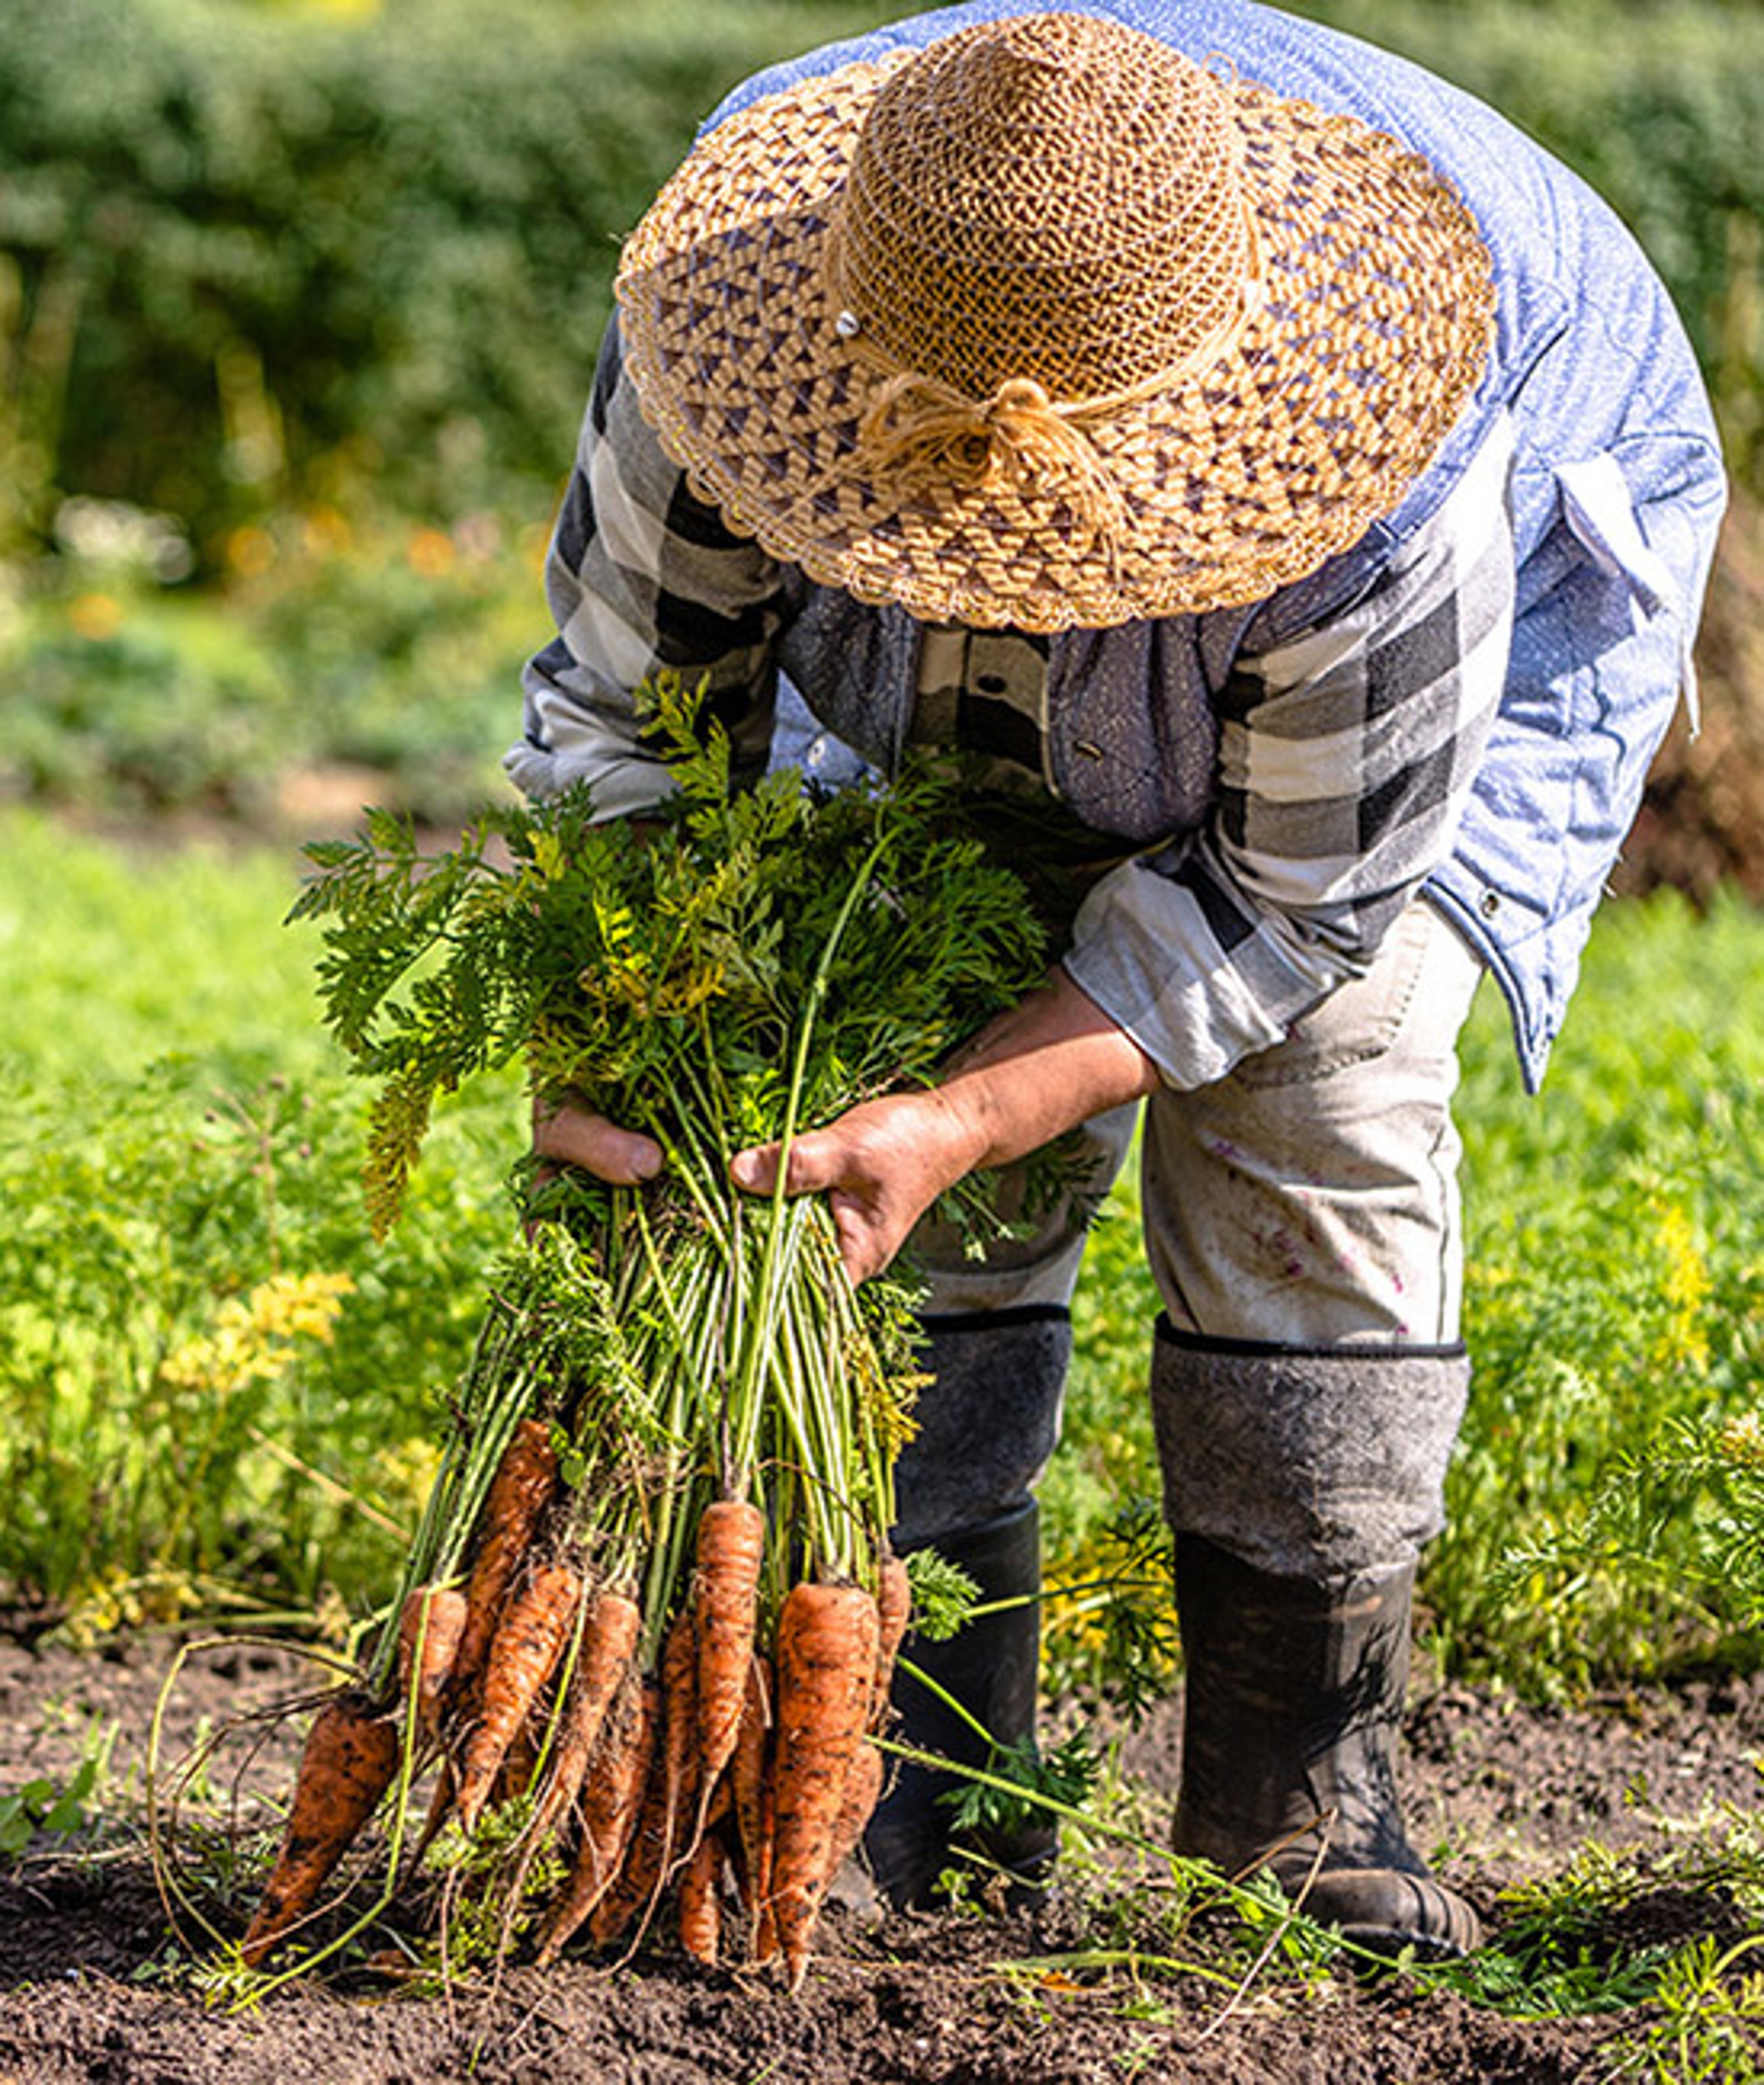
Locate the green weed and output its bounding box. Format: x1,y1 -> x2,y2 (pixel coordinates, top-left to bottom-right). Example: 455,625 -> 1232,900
0,1716 -> 117,1859
1438,887 -> 1764,1691
1623,1932 -> 1764,2082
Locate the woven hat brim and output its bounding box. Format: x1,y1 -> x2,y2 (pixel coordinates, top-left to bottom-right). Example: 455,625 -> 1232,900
615,52 -> 1496,633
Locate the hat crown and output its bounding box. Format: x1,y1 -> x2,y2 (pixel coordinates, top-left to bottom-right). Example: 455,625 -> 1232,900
833,13 -> 1260,402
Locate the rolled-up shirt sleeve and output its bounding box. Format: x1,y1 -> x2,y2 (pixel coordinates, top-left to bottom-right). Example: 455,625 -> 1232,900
504,316 -> 787,816
1063,416 -> 1517,1090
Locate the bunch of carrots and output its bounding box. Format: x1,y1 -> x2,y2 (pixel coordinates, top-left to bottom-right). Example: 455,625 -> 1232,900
237,1230 -> 912,1989
228,680 -> 1055,1990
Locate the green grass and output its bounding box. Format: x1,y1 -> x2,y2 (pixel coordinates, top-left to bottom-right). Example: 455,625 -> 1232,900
5,804 -> 1764,1697
1442,887 -> 1764,1691
0,808 -> 334,1086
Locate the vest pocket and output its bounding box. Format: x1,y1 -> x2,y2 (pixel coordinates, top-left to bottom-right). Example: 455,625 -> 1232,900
1555,453 -> 1677,617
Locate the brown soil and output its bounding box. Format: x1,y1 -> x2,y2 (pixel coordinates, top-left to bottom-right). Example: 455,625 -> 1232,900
4,1633 -> 1764,2083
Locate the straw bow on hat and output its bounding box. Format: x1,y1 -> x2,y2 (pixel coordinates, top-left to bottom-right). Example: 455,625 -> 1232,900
615,10 -> 1496,634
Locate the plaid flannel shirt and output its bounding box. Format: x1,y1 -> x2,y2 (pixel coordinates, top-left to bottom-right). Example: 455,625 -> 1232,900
509,326 -> 1516,1090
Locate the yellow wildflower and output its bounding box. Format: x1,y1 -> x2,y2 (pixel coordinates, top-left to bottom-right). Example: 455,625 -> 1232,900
406,526 -> 456,578
158,1271 -> 355,1398
1653,1199 -> 1712,1375
246,1270 -> 355,1345
68,591 -> 123,640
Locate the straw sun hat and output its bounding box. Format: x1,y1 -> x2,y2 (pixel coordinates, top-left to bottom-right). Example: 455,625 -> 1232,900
614,9 -> 1496,633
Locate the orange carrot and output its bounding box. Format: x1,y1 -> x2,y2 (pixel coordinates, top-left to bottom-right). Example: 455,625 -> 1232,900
693,1500 -> 766,1801
449,1418 -> 559,1706
533,1675 -> 657,1966
768,1582 -> 880,1993
493,1714 -> 541,1807
826,1739 -> 885,1882
750,1778 -> 779,1968
396,1583 -> 468,1745
587,1733 -> 668,1948
871,1552 -> 912,1728
729,1654 -> 772,1929
455,1559 -> 582,1830
241,1691 -> 401,1967
678,1829 -> 724,1966
412,1756 -> 456,1864
656,1605 -> 701,1876
589,1611 -> 698,1947
701,1773 -> 732,1832
529,1586 -> 643,1845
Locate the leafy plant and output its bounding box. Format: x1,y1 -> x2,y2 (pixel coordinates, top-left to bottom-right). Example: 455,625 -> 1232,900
0,1060 -> 510,1615
940,1726 -> 1105,1846
1626,1932 -> 1764,2083
1043,1500 -> 1180,1724
0,1718 -> 117,1860
1493,1410 -> 1764,1630
1433,886 -> 1764,1691
294,670 -> 1061,1242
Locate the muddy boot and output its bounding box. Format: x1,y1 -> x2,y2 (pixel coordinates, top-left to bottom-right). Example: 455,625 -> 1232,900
1152,1325 -> 1479,1957
1172,1532 -> 1481,1958
863,1499 -> 1056,1909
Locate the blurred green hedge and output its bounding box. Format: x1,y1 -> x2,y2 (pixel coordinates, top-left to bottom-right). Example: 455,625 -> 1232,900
0,0 -> 892,559
1,0 -> 1759,564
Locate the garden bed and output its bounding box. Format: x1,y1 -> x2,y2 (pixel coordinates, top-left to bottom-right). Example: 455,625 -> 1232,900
4,1630 -> 1762,2083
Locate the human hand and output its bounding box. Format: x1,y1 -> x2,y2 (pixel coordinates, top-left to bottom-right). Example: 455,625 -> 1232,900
729,1088 -> 984,1286
531,1091 -> 664,1187
730,967 -> 1161,1284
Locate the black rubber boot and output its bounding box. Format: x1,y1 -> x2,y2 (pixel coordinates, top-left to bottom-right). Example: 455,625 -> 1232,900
1172,1533 -> 1480,1958
862,1500 -> 1056,1909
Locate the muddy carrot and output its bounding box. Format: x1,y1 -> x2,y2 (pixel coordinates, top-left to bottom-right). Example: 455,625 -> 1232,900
693,1499 -> 766,1800
768,1581 -> 880,1993
871,1551 -> 912,1729
455,1559 -> 582,1829
396,1583 -> 469,1745
494,1714 -> 541,1808
240,1691 -> 401,1967
701,1774 -> 732,1832
825,1739 -> 885,1882
729,1654 -> 771,1927
533,1675 -> 658,1966
450,1418 -> 559,1705
587,1725 -> 669,1948
678,1829 -> 724,1966
589,1612 -> 698,1947
750,1778 -> 779,1967
529,1586 -> 643,1845
657,1605 -> 701,1875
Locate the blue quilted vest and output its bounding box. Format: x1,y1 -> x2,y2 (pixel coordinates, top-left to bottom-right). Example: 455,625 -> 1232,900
710,0 -> 1728,1089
